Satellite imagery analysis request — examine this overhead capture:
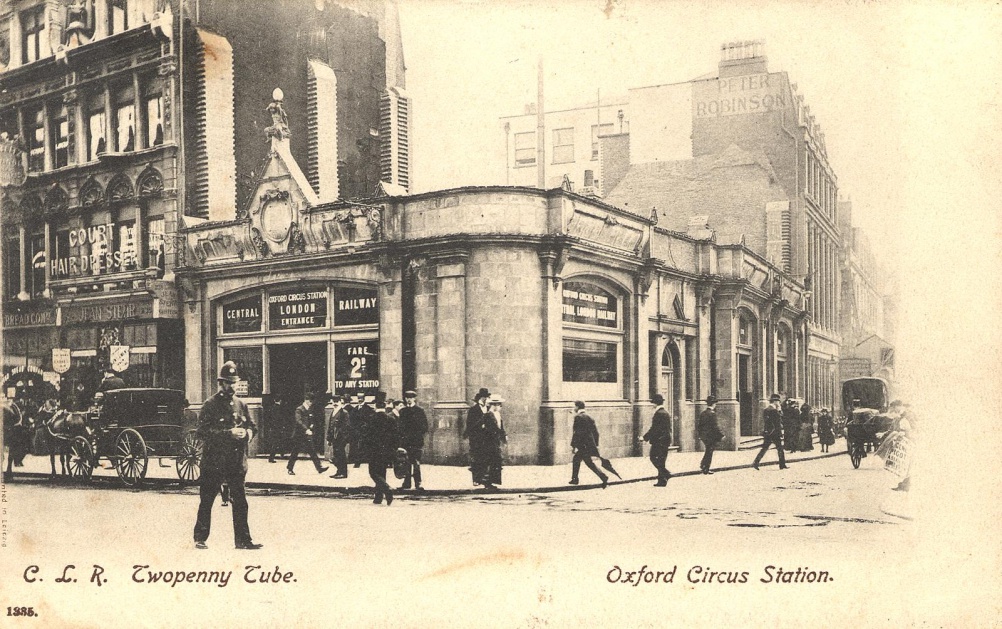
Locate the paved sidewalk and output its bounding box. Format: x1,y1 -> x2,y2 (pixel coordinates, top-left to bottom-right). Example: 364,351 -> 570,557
7,436 -> 845,495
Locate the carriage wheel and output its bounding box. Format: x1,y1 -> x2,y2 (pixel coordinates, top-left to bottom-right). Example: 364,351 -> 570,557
849,442 -> 862,469
67,437 -> 94,481
114,428 -> 148,487
176,430 -> 203,483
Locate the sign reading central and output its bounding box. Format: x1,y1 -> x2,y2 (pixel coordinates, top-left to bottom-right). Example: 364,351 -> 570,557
268,288 -> 328,331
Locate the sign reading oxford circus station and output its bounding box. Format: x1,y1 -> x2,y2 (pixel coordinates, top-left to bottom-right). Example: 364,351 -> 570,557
268,288 -> 329,330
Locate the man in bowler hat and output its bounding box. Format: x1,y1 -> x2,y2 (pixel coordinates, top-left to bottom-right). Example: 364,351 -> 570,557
642,394 -> 673,486
286,391 -> 329,476
326,395 -> 350,478
753,393 -> 789,470
193,361 -> 262,550
569,401 -> 609,488
365,391 -> 399,505
398,390 -> 428,490
697,396 -> 724,474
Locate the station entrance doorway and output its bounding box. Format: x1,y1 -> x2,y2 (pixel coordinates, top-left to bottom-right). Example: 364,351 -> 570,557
261,342 -> 328,456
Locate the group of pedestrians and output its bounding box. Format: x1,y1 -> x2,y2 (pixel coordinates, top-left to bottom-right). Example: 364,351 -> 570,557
463,388 -> 506,489
193,361 -> 433,550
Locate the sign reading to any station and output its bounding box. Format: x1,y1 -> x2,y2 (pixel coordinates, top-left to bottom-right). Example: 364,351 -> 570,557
561,281 -> 617,328
333,340 -> 379,397
268,288 -> 329,331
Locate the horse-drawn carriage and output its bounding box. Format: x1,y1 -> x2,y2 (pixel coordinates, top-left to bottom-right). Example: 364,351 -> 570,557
47,388 -> 202,486
842,377 -> 896,469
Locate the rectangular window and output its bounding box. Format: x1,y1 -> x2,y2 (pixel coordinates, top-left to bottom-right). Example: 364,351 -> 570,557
86,92 -> 106,160
223,347 -> 263,398
21,6 -> 44,64
591,123 -> 613,160
146,217 -> 165,274
28,233 -> 45,297
562,339 -> 617,383
114,102 -> 135,152
552,127 -> 574,164
514,131 -> 536,166
5,233 -> 21,299
52,105 -> 69,168
52,229 -> 70,279
116,220 -> 138,271
583,169 -> 594,188
109,0 -> 128,35
26,107 -> 45,172
145,92 -> 164,147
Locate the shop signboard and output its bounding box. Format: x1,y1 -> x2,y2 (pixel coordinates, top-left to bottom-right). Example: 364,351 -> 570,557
110,345 -> 130,372
561,281 -> 618,328
268,288 -> 328,331
62,298 -> 154,325
150,280 -> 181,319
334,287 -> 378,326
333,340 -> 379,397
3,303 -> 57,328
51,348 -> 71,374
222,295 -> 263,333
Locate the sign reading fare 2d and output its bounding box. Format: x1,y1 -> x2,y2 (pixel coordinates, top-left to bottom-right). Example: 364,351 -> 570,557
268,288 -> 328,331
334,340 -> 379,397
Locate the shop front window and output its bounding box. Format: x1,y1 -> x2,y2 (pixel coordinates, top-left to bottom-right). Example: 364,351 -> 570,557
561,279 -> 623,394
223,347 -> 263,398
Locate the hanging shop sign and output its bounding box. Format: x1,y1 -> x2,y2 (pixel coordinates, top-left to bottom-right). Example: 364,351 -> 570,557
333,340 -> 379,396
268,288 -> 328,331
223,295 -> 263,333
150,280 -> 181,319
51,348 -> 71,374
110,345 -> 130,372
334,287 -> 378,326
62,297 -> 154,325
561,281 -> 618,328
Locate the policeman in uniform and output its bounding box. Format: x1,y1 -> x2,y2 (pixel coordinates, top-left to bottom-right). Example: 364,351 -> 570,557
193,361 -> 263,550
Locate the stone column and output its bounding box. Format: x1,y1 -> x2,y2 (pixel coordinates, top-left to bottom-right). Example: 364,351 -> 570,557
17,225 -> 28,300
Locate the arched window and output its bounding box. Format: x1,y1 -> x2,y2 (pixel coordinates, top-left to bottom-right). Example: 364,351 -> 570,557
561,279 -> 624,398
738,315 -> 751,346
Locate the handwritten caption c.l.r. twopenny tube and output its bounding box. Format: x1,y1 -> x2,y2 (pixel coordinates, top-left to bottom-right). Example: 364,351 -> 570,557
21,564 -> 298,588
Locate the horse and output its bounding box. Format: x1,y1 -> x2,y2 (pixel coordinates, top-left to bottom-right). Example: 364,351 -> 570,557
42,410 -> 90,477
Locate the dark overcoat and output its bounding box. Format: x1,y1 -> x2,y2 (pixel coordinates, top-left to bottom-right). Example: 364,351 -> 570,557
570,412 -> 601,457
643,408 -> 673,447
197,390 -> 256,477
696,407 -> 724,446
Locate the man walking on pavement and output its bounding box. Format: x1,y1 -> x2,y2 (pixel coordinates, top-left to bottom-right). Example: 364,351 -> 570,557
193,361 -> 262,550
697,395 -> 724,474
326,395 -> 350,478
286,391 -> 329,476
569,401 -> 609,488
642,394 -> 673,486
753,393 -> 789,470
348,392 -> 371,468
365,391 -> 399,505
398,390 -> 428,490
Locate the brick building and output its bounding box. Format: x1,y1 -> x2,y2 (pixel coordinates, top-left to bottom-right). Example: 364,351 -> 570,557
0,0 -> 405,407
499,41 -> 840,429
179,96 -> 808,463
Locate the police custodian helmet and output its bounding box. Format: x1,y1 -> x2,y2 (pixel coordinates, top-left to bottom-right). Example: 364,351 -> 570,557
218,361 -> 240,383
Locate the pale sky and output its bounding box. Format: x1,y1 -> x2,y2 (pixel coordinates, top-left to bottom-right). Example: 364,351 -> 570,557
397,0 -> 1002,427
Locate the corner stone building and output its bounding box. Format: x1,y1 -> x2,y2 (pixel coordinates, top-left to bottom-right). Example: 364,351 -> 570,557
180,128 -> 807,465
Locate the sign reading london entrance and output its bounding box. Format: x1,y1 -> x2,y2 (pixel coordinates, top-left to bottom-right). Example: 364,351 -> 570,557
268,288 -> 328,331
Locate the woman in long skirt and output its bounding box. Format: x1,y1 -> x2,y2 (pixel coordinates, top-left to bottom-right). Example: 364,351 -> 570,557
817,408 -> 836,453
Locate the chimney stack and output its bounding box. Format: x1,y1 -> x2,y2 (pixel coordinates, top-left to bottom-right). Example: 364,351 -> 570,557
718,39 -> 768,78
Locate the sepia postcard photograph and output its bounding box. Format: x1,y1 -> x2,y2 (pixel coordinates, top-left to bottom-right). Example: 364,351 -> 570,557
0,0 -> 999,626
